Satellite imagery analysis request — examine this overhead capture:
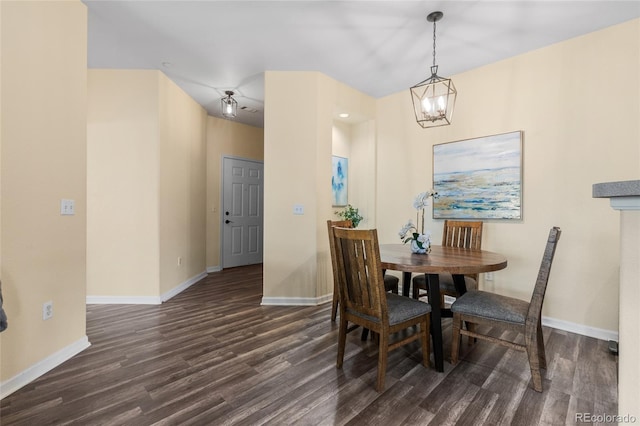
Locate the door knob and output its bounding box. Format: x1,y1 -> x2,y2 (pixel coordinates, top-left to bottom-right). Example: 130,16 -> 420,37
225,219 -> 232,224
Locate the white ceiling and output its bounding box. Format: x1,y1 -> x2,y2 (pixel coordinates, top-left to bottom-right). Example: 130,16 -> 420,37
84,1 -> 640,128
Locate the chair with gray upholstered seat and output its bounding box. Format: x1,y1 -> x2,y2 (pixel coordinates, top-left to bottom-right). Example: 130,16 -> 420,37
328,220 -> 399,322
331,226 -> 431,392
412,220 -> 483,302
450,226 -> 561,392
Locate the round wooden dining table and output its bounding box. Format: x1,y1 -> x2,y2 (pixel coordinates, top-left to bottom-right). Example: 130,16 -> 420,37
379,244 -> 508,372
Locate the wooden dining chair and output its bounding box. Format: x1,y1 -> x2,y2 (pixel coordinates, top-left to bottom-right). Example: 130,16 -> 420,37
332,226 -> 431,392
328,220 -> 399,322
450,226 -> 561,392
412,220 -> 483,302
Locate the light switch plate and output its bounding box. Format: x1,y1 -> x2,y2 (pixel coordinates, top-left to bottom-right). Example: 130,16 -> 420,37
60,199 -> 75,215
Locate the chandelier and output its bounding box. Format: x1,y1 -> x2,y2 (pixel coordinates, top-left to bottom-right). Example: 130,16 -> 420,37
221,90 -> 238,118
410,11 -> 457,128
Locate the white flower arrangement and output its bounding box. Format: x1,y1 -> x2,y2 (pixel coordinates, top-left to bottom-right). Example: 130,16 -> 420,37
399,190 -> 437,253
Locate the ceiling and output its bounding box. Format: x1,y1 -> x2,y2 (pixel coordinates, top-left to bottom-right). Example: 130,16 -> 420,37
84,1 -> 640,128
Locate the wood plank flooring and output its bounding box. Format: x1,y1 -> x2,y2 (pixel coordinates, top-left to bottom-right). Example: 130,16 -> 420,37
1,265 -> 618,425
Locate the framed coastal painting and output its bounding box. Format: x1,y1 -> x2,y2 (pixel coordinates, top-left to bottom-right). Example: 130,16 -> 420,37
433,131 -> 523,220
332,156 -> 348,206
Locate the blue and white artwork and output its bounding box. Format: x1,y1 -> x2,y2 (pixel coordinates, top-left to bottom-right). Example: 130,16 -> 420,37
433,131 -> 523,220
332,156 -> 348,206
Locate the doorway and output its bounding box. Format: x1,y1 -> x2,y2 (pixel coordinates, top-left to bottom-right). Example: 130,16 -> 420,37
221,157 -> 264,268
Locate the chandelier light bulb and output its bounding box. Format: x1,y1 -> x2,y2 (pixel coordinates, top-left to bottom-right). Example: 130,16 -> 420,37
422,98 -> 432,114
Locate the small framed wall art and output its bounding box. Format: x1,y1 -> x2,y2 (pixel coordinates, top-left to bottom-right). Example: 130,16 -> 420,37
331,155 -> 348,207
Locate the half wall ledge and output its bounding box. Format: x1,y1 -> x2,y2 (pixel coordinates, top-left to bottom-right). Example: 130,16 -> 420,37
592,179 -> 640,419
593,179 -> 640,209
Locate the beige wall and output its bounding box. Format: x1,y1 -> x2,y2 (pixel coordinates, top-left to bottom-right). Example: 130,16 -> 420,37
158,75 -> 207,294
205,116 -> 263,270
87,70 -> 161,297
263,71 -> 376,302
263,72 -> 325,300
376,18 -> 639,334
87,69 -> 207,299
1,1 -> 88,384
346,120 -> 377,229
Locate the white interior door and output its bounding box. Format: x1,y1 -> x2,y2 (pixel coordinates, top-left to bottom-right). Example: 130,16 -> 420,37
222,157 -> 264,268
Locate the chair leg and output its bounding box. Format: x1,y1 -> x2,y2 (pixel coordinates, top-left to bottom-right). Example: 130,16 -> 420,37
361,328 -> 370,341
420,317 -> 431,367
413,282 -> 425,300
527,345 -> 543,392
331,283 -> 339,322
376,329 -> 389,392
451,313 -> 461,364
466,322 -> 476,346
336,315 -> 347,368
537,319 -> 547,369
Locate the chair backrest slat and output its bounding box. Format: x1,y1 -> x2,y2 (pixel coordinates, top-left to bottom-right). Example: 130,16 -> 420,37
333,227 -> 388,321
442,220 -> 483,281
442,220 -> 483,250
327,220 -> 353,290
525,227 -> 561,334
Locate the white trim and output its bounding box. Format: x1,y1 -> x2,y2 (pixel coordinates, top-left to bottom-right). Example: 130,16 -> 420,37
86,270 -> 207,305
316,293 -> 333,304
161,271 -> 207,302
261,296 -> 331,306
542,315 -> 618,342
207,265 -> 221,273
1,336 -> 90,400
86,295 -> 161,305
610,196 -> 640,211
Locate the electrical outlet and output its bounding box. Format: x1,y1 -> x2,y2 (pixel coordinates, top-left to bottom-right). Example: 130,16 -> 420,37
485,272 -> 494,281
293,204 -> 304,215
43,301 -> 53,320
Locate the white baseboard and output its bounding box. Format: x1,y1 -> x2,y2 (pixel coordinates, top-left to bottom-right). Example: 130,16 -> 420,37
317,293 -> 333,305
542,315 -> 618,342
1,336 -> 90,400
206,265 -> 221,273
261,296 -> 331,306
161,271 -> 207,302
86,295 -> 162,304
86,270 -> 207,305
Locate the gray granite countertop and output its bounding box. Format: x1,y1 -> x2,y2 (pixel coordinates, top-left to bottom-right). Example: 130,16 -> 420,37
593,180 -> 640,198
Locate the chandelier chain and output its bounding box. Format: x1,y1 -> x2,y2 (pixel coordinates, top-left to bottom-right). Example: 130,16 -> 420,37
432,20 -> 437,68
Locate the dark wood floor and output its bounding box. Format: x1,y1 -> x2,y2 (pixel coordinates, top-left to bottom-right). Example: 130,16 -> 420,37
1,265 -> 617,425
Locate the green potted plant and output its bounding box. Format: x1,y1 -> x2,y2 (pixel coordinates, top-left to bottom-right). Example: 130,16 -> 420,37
335,204 -> 363,228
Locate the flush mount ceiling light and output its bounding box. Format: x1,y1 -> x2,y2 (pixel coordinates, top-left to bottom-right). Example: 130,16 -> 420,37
221,90 -> 238,118
410,11 -> 457,128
